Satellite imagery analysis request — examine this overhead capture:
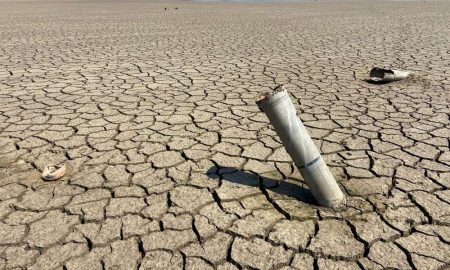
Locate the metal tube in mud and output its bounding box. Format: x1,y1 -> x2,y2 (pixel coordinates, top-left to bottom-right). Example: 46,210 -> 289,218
257,86 -> 345,207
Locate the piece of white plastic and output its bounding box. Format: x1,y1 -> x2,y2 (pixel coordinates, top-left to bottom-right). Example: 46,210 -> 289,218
42,164 -> 66,181
257,86 -> 345,207
369,67 -> 412,82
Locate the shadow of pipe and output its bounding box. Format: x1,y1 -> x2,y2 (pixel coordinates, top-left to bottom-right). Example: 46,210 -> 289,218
206,165 -> 317,205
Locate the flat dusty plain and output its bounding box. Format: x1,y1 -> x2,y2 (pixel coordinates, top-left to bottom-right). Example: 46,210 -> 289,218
0,1 -> 449,269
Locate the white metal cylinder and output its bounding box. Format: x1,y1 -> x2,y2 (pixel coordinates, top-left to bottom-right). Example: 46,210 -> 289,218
257,87 -> 345,207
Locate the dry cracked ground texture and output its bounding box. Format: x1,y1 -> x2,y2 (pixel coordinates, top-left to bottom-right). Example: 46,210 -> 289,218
0,1 -> 449,270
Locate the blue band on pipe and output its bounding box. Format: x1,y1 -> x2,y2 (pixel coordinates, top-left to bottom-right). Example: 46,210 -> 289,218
297,156 -> 320,168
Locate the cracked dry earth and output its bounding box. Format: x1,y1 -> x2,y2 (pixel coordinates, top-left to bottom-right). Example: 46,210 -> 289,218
0,1 -> 449,270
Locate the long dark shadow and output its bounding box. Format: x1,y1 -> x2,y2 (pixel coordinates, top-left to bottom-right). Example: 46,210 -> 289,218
206,166 -> 316,205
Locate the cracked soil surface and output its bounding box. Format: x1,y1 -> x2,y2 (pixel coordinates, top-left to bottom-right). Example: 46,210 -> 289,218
0,1 -> 449,269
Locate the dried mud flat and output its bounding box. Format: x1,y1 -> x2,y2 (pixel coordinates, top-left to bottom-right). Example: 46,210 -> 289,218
0,1 -> 449,269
